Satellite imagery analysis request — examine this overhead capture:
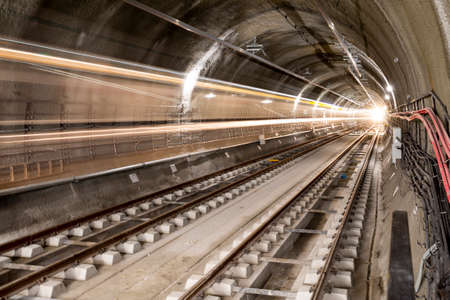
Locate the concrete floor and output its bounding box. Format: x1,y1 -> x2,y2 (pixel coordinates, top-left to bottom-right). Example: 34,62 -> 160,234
59,135 -> 358,300
368,137 -> 428,300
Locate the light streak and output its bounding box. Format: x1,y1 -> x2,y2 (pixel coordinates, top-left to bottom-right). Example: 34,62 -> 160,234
0,46 -> 349,111
0,118 -> 367,145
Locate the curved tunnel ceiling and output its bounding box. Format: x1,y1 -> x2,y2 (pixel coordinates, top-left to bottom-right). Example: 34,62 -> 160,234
0,0 -> 448,112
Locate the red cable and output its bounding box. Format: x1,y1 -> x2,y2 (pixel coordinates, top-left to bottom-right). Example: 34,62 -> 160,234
391,110 -> 450,203
394,109 -> 450,158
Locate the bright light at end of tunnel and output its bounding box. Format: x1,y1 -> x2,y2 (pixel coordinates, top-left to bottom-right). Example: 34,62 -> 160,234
371,106 -> 387,123
384,94 -> 390,100
386,84 -> 393,93
261,99 -> 273,104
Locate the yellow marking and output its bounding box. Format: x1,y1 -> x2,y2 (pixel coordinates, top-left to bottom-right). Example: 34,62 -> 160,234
268,159 -> 279,162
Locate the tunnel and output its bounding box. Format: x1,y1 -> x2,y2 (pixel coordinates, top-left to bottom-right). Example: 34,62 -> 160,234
0,0 -> 449,299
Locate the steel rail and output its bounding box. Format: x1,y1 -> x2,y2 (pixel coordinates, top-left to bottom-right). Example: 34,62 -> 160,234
0,131 -> 352,298
122,0 -> 361,107
178,131 -> 371,299
0,130 -> 349,254
311,132 -> 378,300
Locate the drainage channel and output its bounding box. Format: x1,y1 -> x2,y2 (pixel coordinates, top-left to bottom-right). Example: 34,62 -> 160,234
166,130 -> 377,299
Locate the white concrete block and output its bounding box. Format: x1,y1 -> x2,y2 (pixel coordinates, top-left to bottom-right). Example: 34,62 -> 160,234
288,210 -> 298,219
69,225 -> 91,237
55,264 -> 97,281
184,186 -> 193,193
172,216 -> 188,227
194,183 -> 203,190
344,228 -> 361,238
280,216 -> 292,226
351,212 -> 365,221
19,284 -> 39,296
228,263 -> 252,279
263,231 -> 280,242
174,190 -> 184,197
164,194 -> 175,201
348,219 -> 363,229
204,259 -> 219,273
109,212 -> 126,222
299,200 -> 308,207
206,278 -> 236,297
184,209 -> 200,220
90,218 -> 109,229
125,207 -> 141,216
239,251 -> 260,265
224,192 -> 233,200
208,200 -> 221,209
116,241 -> 141,254
339,246 -> 358,259
38,280 -> 65,298
352,207 -> 365,215
341,236 -> 359,247
152,197 -> 164,205
215,196 -> 226,204
253,240 -> 271,253
46,234 -> 68,247
355,203 -> 366,210
139,202 -> 153,210
157,222 -> 175,234
232,188 -> 241,196
239,185 -> 247,193
329,271 -> 352,288
91,251 -> 121,265
334,258 -> 355,271
136,230 -> 160,243
272,223 -> 286,233
16,244 -> 44,258
198,205 -> 210,214
185,274 -> 203,290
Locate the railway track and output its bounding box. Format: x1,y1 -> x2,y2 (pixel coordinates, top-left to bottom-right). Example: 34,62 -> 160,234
167,130 -> 377,299
0,130 -> 353,298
